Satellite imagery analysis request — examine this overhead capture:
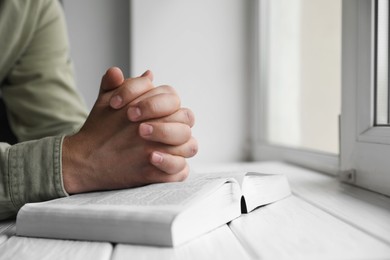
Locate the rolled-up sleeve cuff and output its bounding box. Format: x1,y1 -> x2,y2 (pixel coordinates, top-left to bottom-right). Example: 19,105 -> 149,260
8,135 -> 68,209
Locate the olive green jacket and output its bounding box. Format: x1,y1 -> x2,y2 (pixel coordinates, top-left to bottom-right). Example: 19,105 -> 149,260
0,0 -> 88,220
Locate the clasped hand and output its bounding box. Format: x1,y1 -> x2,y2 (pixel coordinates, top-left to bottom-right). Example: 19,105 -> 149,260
62,67 -> 198,194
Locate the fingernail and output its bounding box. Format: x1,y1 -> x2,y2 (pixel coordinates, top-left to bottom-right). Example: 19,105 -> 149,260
128,106 -> 141,121
140,123 -> 153,136
151,152 -> 163,164
110,95 -> 122,108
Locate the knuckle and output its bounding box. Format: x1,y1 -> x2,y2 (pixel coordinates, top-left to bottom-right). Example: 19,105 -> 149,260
116,81 -> 137,101
172,93 -> 181,107
182,125 -> 192,142
166,156 -> 188,177
183,108 -> 195,126
126,78 -> 153,99
165,163 -> 189,182
162,93 -> 181,110
159,124 -> 172,139
142,76 -> 154,86
160,85 -> 177,94
125,85 -> 137,98
142,98 -> 160,115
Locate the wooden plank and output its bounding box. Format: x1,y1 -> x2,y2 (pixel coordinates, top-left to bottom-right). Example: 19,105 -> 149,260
0,236 -> 6,246
0,221 -> 15,237
0,220 -> 15,246
229,196 -> 390,260
0,236 -> 113,260
192,161 -> 390,244
281,163 -> 390,245
112,225 -> 250,260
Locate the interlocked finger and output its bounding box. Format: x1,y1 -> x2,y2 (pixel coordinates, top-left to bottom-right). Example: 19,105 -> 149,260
139,122 -> 191,146
149,152 -> 188,175
128,93 -> 180,122
150,108 -> 195,127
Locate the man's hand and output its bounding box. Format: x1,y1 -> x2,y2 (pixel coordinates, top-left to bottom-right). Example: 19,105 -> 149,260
62,68 -> 197,194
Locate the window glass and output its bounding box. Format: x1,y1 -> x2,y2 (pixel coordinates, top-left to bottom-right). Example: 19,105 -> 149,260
263,0 -> 341,154
375,0 -> 390,125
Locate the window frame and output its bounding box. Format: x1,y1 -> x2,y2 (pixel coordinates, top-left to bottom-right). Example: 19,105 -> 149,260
341,0 -> 390,196
253,0 -> 390,196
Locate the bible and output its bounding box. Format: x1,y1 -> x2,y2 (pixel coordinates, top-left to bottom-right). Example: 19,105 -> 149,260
16,172 -> 290,247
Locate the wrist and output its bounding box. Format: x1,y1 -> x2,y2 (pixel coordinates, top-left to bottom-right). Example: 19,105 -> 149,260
62,134 -> 91,194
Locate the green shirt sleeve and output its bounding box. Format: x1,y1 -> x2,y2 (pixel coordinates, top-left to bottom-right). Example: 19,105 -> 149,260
1,0 -> 88,141
0,0 -> 88,220
0,136 -> 68,220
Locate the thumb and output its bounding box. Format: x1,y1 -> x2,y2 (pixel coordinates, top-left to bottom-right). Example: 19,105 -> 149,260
100,67 -> 125,94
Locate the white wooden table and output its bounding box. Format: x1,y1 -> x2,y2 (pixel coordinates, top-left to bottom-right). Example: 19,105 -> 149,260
1,162 -> 390,260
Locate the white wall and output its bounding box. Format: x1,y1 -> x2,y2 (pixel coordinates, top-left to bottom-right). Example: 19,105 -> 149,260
131,0 -> 252,163
62,0 -> 130,109
63,1 -> 252,164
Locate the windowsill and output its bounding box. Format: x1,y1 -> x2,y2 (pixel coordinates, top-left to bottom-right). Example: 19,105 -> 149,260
192,160 -> 390,258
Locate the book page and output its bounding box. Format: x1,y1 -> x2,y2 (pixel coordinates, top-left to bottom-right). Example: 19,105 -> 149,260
37,176 -> 228,208
190,171 -> 248,187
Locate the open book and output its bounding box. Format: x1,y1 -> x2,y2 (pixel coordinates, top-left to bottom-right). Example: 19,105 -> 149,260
16,172 -> 290,247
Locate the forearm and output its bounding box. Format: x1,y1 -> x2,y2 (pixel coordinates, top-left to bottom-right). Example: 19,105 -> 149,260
0,136 -> 68,220
1,0 -> 88,142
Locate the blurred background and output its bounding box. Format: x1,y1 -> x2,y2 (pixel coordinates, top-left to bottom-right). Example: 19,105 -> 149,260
62,0 -> 340,166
